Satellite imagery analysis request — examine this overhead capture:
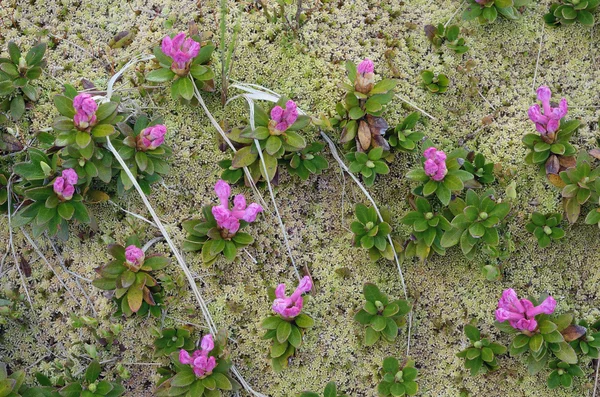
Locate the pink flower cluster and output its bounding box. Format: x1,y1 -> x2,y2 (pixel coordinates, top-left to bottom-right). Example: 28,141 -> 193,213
495,288 -> 557,332
53,169 -> 78,201
212,180 -> 263,235
124,245 -> 144,268
137,124 -> 167,151
423,147 -> 447,181
73,93 -> 98,131
528,86 -> 568,136
357,58 -> 374,74
179,334 -> 217,378
161,32 -> 200,71
270,100 -> 298,133
272,276 -> 313,320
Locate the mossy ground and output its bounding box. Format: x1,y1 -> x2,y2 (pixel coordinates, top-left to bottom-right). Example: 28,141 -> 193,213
1,0 -> 600,396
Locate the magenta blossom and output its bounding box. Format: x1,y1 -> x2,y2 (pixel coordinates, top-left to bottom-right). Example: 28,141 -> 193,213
211,180 -> 263,236
124,245 -> 144,269
161,32 -> 200,73
528,86 -> 568,137
270,100 -> 298,133
179,334 -> 217,378
357,58 -> 374,74
272,276 -> 313,320
423,147 -> 447,181
495,288 -> 557,332
73,93 -> 98,130
137,124 -> 166,151
53,169 -> 78,201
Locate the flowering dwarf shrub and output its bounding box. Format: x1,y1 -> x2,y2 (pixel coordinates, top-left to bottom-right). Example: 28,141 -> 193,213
495,289 -> 594,388
440,189 -> 510,259
113,116 -> 171,194
401,196 -> 452,261
147,31 -> 215,100
377,357 -> 419,396
182,180 -> 263,265
462,0 -> 529,23
156,332 -> 238,396
261,276 -> 315,372
354,283 -> 411,346
351,203 -> 398,262
456,325 -> 506,375
92,236 -> 169,316
406,145 -> 473,206
0,41 -> 46,121
524,86 -> 579,183
225,98 -> 309,183
544,0 -> 599,26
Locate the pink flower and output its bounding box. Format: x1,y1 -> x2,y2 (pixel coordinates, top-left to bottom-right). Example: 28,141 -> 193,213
179,334 -> 217,378
137,124 -> 166,151
161,32 -> 200,71
124,245 -> 144,268
528,86 -> 568,136
270,100 -> 298,133
73,93 -> 98,131
357,58 -> 374,74
272,276 -> 313,320
422,147 -> 447,181
53,169 -> 78,201
495,289 -> 556,332
211,180 -> 263,235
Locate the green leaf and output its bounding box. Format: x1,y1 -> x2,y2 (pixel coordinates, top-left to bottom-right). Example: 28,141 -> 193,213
57,202 -> 75,220
54,95 -> 75,118
85,360 -> 101,384
212,373 -> 232,390
146,68 -> 176,82
262,316 -> 283,330
176,77 -> 194,100
323,382 -> 337,397
577,10 -> 594,25
10,95 -> 25,120
171,370 -> 196,387
365,326 -> 380,346
276,320 -> 292,343
553,342 -> 578,364
26,43 -> 46,66
464,325 -> 481,342
91,124 -> 115,138
382,357 -> 399,373
370,78 -> 397,95
295,313 -> 314,328
231,146 -> 258,168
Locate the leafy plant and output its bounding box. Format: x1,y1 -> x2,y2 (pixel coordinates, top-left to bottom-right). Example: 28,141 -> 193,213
547,360 -> 584,389
462,152 -> 495,187
59,360 -> 125,397
406,145 -> 473,206
354,283 -> 411,346
0,41 -> 46,121
217,158 -> 244,185
544,0 -> 599,26
440,189 -> 511,259
456,325 -> 506,375
385,112 -> 424,153
0,361 -> 27,396
153,327 -> 196,357
300,382 -> 348,397
283,141 -> 329,181
92,236 -> 169,316
226,99 -> 309,183
424,24 -> 469,53
70,315 -> 122,348
560,151 -> 600,223
156,331 -> 239,396
181,205 -> 256,265
462,0 -> 529,24
420,70 -> 449,94
526,212 -> 565,248
401,196 -> 452,261
261,307 -> 315,372
569,319 -> 600,359
377,357 -> 419,396
333,59 -> 397,152
346,147 -> 390,186
112,115 -> 172,195
351,203 -> 396,262
146,31 -> 215,100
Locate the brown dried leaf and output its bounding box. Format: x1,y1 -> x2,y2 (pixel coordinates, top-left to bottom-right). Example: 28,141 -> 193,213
366,114 -> 388,136
590,149 -> 600,160
19,254 -> 32,277
545,154 -> 560,175
358,120 -> 371,151
371,134 -> 390,151
86,190 -> 110,204
424,25 -> 437,41
481,114 -> 494,126
0,132 -> 23,154
547,173 -> 566,188
559,155 -> 576,170
142,287 -> 156,306
561,324 -> 587,342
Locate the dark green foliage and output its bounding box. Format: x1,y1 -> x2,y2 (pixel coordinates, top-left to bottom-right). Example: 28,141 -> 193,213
385,112 -> 424,152
526,212 -> 565,248
544,0 -> 599,26
462,0 -> 530,24
261,313 -> 315,372
377,357 -> 419,396
300,382 -> 348,397
420,70 -> 449,94
0,41 -> 46,121
401,196 -> 452,261
346,147 -> 390,186
547,360 -> 584,389
153,327 -> 196,357
181,205 -> 256,265
354,283 -> 411,346
462,152 -> 495,186
283,141 -> 329,180
456,325 -> 506,375
522,119 -> 579,172
569,319 -> 600,359
351,204 -> 396,262
424,24 -> 469,54
58,360 -> 125,397
560,151 -> 600,223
